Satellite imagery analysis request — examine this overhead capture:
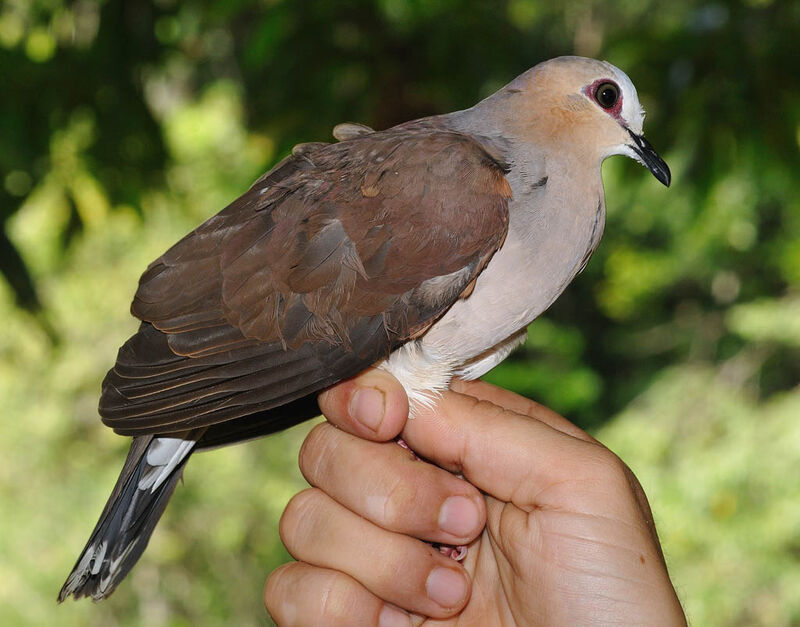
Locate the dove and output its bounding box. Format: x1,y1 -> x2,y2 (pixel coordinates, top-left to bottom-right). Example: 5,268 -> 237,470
59,56 -> 669,601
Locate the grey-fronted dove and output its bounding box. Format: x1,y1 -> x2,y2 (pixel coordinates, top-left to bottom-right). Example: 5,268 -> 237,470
59,56 -> 670,601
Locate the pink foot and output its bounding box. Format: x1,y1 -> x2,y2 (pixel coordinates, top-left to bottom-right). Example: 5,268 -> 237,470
435,544 -> 468,561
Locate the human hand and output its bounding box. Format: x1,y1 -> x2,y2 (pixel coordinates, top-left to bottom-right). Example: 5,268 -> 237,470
264,370 -> 687,626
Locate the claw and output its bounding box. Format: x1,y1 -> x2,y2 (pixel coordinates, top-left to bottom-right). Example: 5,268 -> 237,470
435,544 -> 468,561
396,437 -> 422,461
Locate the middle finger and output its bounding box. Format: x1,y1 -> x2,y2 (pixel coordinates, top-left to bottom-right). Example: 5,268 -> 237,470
299,422 -> 486,546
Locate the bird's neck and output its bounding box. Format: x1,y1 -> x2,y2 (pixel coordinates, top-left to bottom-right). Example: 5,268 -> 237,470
443,104 -> 605,243
422,106 -> 608,353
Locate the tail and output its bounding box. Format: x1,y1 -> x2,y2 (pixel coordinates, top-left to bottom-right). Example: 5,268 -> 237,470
58,431 -> 200,601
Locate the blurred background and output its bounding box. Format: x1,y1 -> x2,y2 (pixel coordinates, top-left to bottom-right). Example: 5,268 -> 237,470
1,0 -> 798,624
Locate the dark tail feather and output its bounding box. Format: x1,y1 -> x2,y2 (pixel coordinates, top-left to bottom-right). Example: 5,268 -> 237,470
59,434 -> 196,601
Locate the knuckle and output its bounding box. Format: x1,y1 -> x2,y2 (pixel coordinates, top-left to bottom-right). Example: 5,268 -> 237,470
461,394 -> 507,423
318,573 -> 360,622
279,488 -> 325,552
452,395 -> 508,465
381,476 -> 418,529
298,423 -> 340,485
265,564 -> 364,626
263,562 -> 293,612
588,445 -> 634,488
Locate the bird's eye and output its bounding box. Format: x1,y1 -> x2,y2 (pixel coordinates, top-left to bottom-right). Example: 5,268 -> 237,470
594,82 -> 619,109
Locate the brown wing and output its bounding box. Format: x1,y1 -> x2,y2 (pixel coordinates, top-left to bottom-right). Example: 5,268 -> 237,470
100,126 -> 511,436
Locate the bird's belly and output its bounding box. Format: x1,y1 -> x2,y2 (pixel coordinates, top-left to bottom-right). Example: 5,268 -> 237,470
423,196 -> 604,362
376,328 -> 527,412
421,242 -> 569,360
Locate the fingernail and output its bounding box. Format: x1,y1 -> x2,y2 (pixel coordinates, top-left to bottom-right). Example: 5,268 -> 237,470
426,567 -> 467,608
438,495 -> 481,537
379,604 -> 411,627
349,387 -> 385,431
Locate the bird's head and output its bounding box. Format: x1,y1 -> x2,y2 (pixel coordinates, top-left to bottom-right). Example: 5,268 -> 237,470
505,56 -> 671,187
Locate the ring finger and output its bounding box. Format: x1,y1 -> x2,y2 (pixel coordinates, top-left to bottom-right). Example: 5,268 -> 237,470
280,487 -> 472,618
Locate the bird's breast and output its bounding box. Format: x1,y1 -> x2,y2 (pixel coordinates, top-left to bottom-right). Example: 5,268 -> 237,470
378,170 -> 606,410
422,179 -> 605,365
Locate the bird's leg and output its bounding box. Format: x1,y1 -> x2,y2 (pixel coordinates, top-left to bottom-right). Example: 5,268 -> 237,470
394,437 -> 468,562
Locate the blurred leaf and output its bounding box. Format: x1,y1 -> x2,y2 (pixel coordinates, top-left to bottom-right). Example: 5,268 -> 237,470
727,296 -> 800,347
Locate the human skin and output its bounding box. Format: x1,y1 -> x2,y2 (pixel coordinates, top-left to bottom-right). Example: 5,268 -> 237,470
264,370 -> 687,626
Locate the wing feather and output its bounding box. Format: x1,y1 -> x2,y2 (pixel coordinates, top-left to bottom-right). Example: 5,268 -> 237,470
102,125 -> 510,436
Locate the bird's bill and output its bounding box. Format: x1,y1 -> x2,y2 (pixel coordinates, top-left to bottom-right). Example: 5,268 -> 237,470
626,128 -> 671,187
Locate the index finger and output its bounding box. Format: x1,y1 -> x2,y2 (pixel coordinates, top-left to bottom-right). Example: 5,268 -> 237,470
451,378 -> 595,442
402,390 -> 616,510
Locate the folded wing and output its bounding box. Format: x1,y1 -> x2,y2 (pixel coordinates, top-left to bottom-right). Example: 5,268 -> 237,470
101,126 -> 511,436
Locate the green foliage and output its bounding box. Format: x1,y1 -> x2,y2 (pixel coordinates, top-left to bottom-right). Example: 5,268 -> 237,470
0,0 -> 798,624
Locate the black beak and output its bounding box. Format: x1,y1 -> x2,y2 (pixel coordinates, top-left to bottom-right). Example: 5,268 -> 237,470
626,128 -> 671,187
